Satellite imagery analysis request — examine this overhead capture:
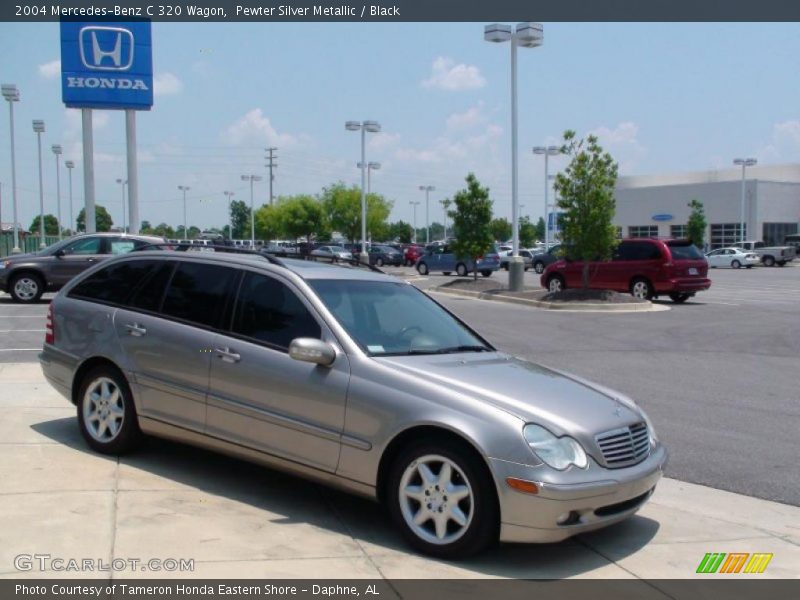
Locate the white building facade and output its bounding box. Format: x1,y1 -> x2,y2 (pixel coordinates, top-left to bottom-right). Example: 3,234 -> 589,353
613,164 -> 800,249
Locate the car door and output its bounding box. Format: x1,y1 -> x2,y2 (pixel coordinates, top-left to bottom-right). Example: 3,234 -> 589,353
114,260 -> 239,432
48,236 -> 106,286
705,249 -> 720,267
439,245 -> 457,272
205,270 -> 350,473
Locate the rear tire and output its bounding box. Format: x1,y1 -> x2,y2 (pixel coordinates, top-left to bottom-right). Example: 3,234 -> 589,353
630,277 -> 653,300
481,271 -> 492,278
763,256 -> 775,267
376,258 -> 384,267
731,260 -> 741,269
77,366 -> 142,455
9,272 -> 45,304
534,262 -> 545,274
669,293 -> 691,304
417,262 -> 429,276
386,439 -> 499,559
442,272 -> 451,276
456,263 -> 468,277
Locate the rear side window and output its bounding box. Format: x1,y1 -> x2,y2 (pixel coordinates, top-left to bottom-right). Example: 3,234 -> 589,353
615,242 -> 663,261
69,260 -> 158,305
668,243 -> 704,260
128,261 -> 175,312
232,272 -> 321,350
161,262 -> 238,328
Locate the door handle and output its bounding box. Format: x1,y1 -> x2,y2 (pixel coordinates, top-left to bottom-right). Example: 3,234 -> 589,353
86,257 -> 98,262
124,323 -> 147,337
215,347 -> 241,363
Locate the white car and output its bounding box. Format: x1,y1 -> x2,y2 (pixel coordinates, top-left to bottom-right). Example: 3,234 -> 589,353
705,247 -> 760,269
311,245 -> 353,261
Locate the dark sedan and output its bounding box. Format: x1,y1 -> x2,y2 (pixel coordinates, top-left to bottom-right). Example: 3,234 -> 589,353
368,244 -> 404,267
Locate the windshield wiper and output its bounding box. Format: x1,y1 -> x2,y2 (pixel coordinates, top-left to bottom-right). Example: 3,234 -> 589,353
405,345 -> 491,355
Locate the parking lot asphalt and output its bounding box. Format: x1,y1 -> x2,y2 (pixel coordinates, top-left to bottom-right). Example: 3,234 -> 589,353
0,294 -> 51,363
1,363 -> 799,580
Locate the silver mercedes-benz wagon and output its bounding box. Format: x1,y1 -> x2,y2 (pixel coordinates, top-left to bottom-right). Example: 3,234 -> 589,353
40,250 -> 667,558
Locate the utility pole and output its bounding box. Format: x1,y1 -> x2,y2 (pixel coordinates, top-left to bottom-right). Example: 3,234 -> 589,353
265,147 -> 278,206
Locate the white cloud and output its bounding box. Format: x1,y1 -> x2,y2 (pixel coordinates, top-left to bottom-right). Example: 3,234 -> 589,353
38,59 -> 61,79
223,109 -> 299,147
422,57 -> 486,91
368,131 -> 401,152
589,122 -> 647,173
758,120 -> 800,162
446,102 -> 486,131
153,73 -> 183,96
395,124 -> 502,165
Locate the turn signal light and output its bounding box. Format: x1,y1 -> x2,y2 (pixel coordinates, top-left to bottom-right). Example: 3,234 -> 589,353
506,477 -> 539,495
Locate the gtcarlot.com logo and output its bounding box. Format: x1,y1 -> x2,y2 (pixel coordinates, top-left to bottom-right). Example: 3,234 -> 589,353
696,552 -> 773,574
14,554 -> 194,572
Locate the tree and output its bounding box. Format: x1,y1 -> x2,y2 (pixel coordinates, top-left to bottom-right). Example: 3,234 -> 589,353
140,220 -> 153,233
152,222 -> 175,238
76,205 -> 113,232
519,216 -> 537,248
229,199 -> 249,239
686,199 -> 707,248
29,214 -> 60,236
322,183 -> 392,245
489,218 -> 512,242
534,216 -> 546,242
277,195 -> 326,243
553,130 -> 619,290
387,221 -> 414,244
254,204 -> 282,241
449,174 -> 494,281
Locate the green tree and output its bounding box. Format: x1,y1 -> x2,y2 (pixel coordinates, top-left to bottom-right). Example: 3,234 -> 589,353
152,222 -> 175,238
254,204 -> 282,241
686,199 -> 707,248
76,205 -> 113,232
449,174 -> 494,281
519,216 -> 537,248
489,217 -> 512,242
387,221 -> 413,244
322,183 -> 392,245
230,199 -> 249,239
140,220 -> 153,233
553,131 -> 619,290
277,195 -> 326,243
534,216 -> 546,242
29,214 -> 60,236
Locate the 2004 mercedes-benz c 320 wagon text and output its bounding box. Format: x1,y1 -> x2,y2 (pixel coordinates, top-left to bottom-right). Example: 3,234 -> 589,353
40,250 -> 667,558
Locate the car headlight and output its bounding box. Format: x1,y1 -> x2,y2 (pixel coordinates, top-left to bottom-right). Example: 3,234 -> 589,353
523,424 -> 588,470
639,409 -> 659,448
0,260 -> 10,269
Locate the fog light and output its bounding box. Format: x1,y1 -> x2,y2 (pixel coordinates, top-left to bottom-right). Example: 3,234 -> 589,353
557,511 -> 580,526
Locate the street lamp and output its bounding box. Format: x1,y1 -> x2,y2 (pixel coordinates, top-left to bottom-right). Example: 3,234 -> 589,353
440,198 -> 452,241
116,178 -> 128,233
32,120 -> 46,248
533,145 -> 561,248
65,160 -> 75,234
241,174 -> 262,246
346,120 -> 381,262
409,200 -> 420,243
2,83 -> 21,254
177,185 -> 190,240
419,185 -> 435,243
223,190 -> 235,240
485,22 -> 543,291
51,145 -> 63,240
733,158 -> 756,243
357,161 -> 381,195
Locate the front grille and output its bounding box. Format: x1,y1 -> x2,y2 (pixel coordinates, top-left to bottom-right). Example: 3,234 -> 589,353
595,422 -> 650,468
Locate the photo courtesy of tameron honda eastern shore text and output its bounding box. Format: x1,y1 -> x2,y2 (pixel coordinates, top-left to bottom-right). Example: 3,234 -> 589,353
40,249 -> 667,558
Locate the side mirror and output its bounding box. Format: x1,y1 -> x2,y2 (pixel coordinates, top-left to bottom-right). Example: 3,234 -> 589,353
289,338 -> 336,367
54,249 -> 65,258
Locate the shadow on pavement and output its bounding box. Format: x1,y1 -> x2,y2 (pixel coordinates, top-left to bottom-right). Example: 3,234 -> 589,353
32,415 -> 659,577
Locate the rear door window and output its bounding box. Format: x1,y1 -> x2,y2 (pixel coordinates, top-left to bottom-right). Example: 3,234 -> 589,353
128,261 -> 176,312
69,260 -> 159,305
161,262 -> 238,328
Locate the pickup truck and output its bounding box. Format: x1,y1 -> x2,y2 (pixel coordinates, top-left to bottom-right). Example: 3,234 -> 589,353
730,240 -> 797,267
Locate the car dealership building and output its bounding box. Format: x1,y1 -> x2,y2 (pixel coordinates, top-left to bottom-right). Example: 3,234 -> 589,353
613,164 -> 800,249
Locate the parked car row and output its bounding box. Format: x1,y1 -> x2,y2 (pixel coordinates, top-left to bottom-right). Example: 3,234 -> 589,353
415,244 -> 501,277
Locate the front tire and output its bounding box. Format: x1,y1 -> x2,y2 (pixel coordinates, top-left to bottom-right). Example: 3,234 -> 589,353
481,270 -> 492,277
417,262 -> 429,276
387,440 -> 499,559
763,256 -> 775,267
630,277 -> 653,300
547,275 -> 565,293
77,366 -> 142,455
731,260 -> 741,269
376,258 -> 384,267
534,262 -> 545,274
456,263 -> 468,277
9,272 -> 44,304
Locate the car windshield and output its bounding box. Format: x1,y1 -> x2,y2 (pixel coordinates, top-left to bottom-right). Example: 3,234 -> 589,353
668,243 -> 704,260
309,279 -> 492,356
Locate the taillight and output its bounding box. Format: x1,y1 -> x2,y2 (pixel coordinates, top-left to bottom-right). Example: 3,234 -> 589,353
45,304 -> 54,345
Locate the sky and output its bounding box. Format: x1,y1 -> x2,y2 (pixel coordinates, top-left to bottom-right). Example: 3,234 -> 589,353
1,22 -> 800,233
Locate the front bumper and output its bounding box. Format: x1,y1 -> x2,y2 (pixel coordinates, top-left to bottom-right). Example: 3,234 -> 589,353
491,444 -> 668,543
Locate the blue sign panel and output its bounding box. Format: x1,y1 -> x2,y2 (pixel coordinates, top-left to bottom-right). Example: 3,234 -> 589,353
60,20 -> 153,110
652,214 -> 673,222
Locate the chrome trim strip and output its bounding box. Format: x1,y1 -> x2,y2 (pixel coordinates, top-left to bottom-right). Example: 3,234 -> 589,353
135,373 -> 206,405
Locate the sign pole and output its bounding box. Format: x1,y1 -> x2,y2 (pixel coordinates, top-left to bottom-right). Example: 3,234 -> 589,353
126,109 -> 139,234
82,108 -> 96,233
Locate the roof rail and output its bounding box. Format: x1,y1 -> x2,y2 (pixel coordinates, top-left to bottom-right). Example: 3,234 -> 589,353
131,242 -> 287,267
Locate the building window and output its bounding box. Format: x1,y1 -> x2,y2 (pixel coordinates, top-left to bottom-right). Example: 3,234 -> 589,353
762,223 -> 798,247
670,225 -> 687,239
628,225 -> 658,238
710,223 -> 745,249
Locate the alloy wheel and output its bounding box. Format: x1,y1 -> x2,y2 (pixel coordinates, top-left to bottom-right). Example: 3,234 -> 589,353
82,377 -> 125,443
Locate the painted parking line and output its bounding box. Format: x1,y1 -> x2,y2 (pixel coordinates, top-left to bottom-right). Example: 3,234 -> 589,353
0,329 -> 45,333
0,349 -> 40,352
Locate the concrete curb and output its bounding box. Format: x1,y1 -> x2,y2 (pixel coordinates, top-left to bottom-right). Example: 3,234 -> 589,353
432,287 -> 671,313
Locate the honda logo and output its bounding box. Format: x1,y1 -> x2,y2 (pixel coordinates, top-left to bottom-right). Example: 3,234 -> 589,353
79,27 -> 134,71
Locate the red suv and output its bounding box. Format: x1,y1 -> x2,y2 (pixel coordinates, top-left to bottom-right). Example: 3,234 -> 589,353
403,244 -> 424,266
541,239 -> 711,303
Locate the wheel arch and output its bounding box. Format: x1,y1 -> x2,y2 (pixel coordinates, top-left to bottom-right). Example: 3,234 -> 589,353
71,356 -> 130,406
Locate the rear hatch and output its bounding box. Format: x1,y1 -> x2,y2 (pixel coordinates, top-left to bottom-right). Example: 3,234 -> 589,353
666,240 -> 708,277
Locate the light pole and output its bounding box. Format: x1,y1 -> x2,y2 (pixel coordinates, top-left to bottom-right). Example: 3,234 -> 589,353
65,160 -> 75,234
116,179 -> 128,233
357,161 -> 381,195
241,174 -> 262,246
409,200 -> 420,243
419,185 -> 435,244
733,158 -> 756,243
2,84 -> 21,254
178,185 -> 190,240
440,198 -> 452,241
33,120 -> 46,248
548,173 -> 559,241
533,145 -> 561,248
486,22 -> 543,291
51,145 -> 64,240
223,191 -> 235,240
346,120 -> 381,262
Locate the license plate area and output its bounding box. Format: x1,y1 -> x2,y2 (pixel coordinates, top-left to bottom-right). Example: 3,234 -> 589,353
688,267 -> 698,275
